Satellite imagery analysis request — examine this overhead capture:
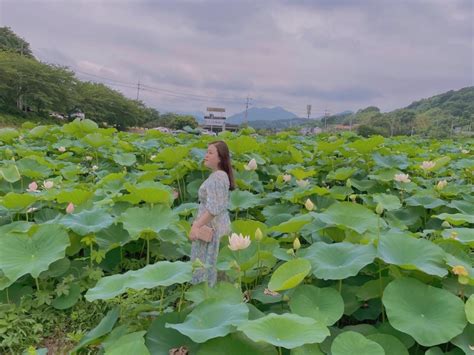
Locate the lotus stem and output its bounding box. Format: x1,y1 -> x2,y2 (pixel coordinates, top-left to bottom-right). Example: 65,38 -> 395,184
146,239 -> 150,265
159,287 -> 165,314
5,288 -> 10,304
338,279 -> 342,293
35,277 -> 40,291
379,262 -> 385,323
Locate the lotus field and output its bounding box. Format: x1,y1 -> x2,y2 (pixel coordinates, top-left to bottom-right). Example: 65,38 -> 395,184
0,119 -> 473,354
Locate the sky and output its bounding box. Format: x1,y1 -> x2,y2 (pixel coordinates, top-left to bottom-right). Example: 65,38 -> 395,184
1,0 -> 473,117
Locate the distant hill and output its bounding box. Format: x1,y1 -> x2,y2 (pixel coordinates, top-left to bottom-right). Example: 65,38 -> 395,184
227,106 -> 298,124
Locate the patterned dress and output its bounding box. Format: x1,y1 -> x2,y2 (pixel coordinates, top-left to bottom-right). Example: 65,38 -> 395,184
190,170 -> 231,287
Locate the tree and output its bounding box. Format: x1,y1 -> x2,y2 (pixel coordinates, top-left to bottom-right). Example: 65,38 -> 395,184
0,27 -> 34,59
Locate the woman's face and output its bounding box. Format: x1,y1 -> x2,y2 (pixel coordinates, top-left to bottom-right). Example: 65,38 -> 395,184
204,144 -> 220,170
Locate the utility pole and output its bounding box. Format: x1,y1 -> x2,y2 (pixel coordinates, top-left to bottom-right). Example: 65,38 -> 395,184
136,79 -> 141,100
306,104 -> 311,120
244,96 -> 252,127
324,109 -> 330,131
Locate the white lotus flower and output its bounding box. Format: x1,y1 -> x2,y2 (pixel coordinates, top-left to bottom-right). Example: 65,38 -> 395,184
58,146 -> 66,153
27,181 -> 38,192
394,173 -> 411,183
244,158 -> 257,171
461,149 -> 469,154
85,155 -> 93,161
228,233 -> 251,251
420,161 -> 435,170
436,180 -> 448,190
296,179 -> 309,188
150,154 -> 157,160
282,174 -> 292,182
92,165 -> 98,171
43,180 -> 54,189
66,202 -> 75,214
304,198 -> 314,211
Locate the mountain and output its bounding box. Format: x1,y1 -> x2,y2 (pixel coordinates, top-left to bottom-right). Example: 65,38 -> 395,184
227,106 -> 298,124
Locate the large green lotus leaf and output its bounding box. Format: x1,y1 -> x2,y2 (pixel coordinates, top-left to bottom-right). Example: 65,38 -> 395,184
119,205 -> 178,239
368,168 -> 401,182
51,283 -> 81,310
28,125 -> 49,138
0,221 -> 33,235
0,164 -> 21,183
103,331 -> 150,355
377,231 -> 447,277
289,168 -> 316,180
85,261 -> 192,301
123,181 -> 173,205
431,156 -> 451,171
165,298 -> 249,343
451,324 -> 474,355
301,242 -> 376,280
196,332 -> 278,355
1,192 -> 37,209
82,133 -> 111,148
62,118 -> 98,137
237,313 -> 329,349
372,153 -> 409,169
185,281 -> 242,305
227,135 -> 259,154
230,190 -> 261,211
366,334 -> 408,355
146,311 -> 198,355
376,322 -> 415,349
268,214 -> 313,233
404,195 -> 446,209
331,331 -> 384,355
153,146 -> 189,166
0,127 -> 19,143
289,285 -> 344,326
290,343 -> 324,355
382,277 -> 467,346
112,153 -> 136,166
466,295 -> 474,324
268,258 -> 311,292
448,200 -> 474,215
346,136 -> 383,154
17,158 -> 52,179
317,202 -> 380,234
316,139 -> 345,154
73,307 -> 120,352
95,223 -> 131,251
327,167 -> 357,181
372,193 -> 402,211
432,213 -> 474,226
231,219 -> 268,239
55,189 -> 93,205
60,208 -> 114,235
0,224 -> 70,285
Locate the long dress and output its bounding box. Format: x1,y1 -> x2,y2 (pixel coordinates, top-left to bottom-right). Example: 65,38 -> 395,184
190,170 -> 231,287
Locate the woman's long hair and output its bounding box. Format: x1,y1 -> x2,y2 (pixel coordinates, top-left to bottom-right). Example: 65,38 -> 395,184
209,140 -> 235,190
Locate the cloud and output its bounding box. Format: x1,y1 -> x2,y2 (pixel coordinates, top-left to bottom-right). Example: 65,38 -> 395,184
1,0 -> 472,115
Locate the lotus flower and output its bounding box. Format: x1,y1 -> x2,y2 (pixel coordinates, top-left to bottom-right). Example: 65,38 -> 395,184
420,161 -> 435,170
228,233 -> 251,251
282,174 -> 292,182
85,155 -> 93,161
296,179 -> 309,187
461,149 -> 469,154
58,146 -> 66,153
254,228 -> 263,241
244,158 -> 257,171
304,198 -> 314,211
92,165 -> 98,171
27,181 -> 38,192
293,237 -> 301,250
66,202 -> 75,214
43,180 -> 54,189
394,173 -> 411,183
452,265 -> 468,277
436,180 -> 448,190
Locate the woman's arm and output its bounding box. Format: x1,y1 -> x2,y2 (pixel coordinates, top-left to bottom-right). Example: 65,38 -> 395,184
189,210 -> 214,240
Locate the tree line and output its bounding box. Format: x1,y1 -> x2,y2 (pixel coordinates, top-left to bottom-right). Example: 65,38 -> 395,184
0,27 -> 197,130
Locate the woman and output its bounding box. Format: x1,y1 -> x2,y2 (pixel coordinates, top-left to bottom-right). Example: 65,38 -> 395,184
189,140 -> 235,287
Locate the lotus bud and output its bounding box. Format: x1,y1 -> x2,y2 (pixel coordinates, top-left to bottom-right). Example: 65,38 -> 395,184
349,194 -> 357,202
58,146 -> 66,153
27,181 -> 38,192
293,237 -> 301,250
304,198 -> 314,211
375,203 -> 384,215
66,202 -> 75,214
441,221 -> 451,228
346,179 -> 352,188
436,180 -> 447,190
92,165 -> 98,171
286,248 -> 295,256
245,158 -> 257,171
255,228 -> 263,241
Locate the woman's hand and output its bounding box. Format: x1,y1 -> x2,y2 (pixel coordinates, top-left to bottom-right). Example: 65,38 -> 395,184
189,222 -> 201,241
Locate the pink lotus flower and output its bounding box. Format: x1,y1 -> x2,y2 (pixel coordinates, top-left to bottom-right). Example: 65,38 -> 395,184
228,233 -> 251,251
244,158 -> 257,171
66,202 -> 74,214
27,181 -> 38,192
436,180 -> 448,190
296,179 -> 309,187
420,161 -> 435,170
394,173 -> 411,183
58,146 -> 66,153
282,174 -> 292,182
